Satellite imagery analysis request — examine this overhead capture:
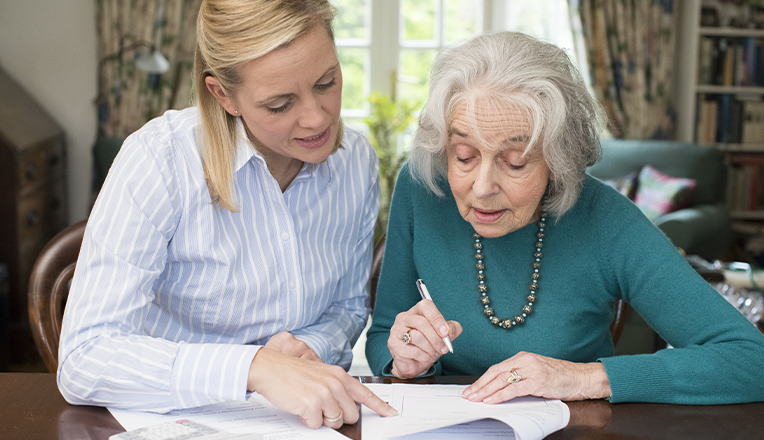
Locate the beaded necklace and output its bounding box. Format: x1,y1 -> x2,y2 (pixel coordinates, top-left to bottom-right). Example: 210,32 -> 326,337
474,212 -> 547,329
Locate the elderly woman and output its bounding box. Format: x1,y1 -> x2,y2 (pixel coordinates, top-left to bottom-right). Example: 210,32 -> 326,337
58,0 -> 396,428
366,31 -> 764,404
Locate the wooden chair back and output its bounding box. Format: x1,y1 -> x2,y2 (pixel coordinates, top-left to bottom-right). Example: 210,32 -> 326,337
369,233 -> 630,347
369,234 -> 386,310
28,219 -> 87,373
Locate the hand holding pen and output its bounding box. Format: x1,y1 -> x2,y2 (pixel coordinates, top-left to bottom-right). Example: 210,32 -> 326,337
416,279 -> 454,353
387,278 -> 462,379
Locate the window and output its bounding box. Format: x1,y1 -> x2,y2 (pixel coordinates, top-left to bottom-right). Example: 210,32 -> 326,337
332,0 -> 583,128
333,0 -> 372,119
333,0 -> 487,129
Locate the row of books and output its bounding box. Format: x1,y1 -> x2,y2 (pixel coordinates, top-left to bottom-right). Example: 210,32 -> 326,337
696,94 -> 764,144
698,36 -> 764,86
727,155 -> 764,212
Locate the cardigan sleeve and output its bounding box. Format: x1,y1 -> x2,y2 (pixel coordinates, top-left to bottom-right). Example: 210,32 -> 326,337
593,185 -> 764,404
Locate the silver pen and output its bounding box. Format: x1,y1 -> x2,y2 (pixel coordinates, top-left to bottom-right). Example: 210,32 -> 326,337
415,279 -> 454,353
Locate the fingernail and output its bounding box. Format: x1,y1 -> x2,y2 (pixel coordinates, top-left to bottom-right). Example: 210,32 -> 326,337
388,407 -> 399,417
440,346 -> 449,354
484,396 -> 493,403
462,389 -> 472,398
440,325 -> 448,336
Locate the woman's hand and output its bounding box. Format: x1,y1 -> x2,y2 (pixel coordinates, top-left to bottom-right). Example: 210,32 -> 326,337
265,331 -> 321,362
248,348 -> 398,429
462,351 -> 611,403
388,299 -> 462,379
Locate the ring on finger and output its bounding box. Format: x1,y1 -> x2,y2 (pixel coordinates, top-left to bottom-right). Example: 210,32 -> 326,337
401,329 -> 413,345
507,369 -> 522,384
323,410 -> 343,424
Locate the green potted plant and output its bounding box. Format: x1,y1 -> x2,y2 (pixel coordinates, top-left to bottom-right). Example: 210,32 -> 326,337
364,92 -> 419,241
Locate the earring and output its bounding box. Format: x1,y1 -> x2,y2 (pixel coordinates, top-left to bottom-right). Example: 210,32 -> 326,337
234,110 -> 239,114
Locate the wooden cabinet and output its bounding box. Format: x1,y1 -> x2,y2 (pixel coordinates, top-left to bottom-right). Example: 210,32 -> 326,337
0,66 -> 67,367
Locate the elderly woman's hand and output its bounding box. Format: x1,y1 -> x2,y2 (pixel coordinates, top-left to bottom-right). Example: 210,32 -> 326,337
388,299 -> 462,379
461,351 -> 611,403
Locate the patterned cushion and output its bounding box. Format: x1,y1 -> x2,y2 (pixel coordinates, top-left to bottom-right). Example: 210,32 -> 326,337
634,165 -> 697,222
602,172 -> 638,200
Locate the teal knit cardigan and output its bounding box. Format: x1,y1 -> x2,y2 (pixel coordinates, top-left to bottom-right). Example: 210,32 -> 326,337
366,164 -> 764,404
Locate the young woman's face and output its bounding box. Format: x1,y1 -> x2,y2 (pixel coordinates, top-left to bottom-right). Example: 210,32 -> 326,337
212,24 -> 343,166
447,101 -> 550,238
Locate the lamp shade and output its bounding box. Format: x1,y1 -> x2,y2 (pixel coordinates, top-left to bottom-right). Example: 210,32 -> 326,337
135,50 -> 170,74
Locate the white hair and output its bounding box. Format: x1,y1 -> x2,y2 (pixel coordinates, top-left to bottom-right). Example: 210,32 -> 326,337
409,31 -> 607,218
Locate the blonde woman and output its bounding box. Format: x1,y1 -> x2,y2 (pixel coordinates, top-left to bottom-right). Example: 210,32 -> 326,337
58,0 -> 396,428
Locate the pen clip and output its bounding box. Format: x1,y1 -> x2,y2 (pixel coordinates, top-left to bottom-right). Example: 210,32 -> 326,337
416,279 -> 430,301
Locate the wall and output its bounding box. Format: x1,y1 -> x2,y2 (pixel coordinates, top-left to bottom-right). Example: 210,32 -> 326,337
0,0 -> 97,224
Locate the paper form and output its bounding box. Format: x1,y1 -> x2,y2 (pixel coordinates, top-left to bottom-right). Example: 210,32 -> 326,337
109,393 -> 347,440
386,418 -> 515,440
362,384 -> 569,440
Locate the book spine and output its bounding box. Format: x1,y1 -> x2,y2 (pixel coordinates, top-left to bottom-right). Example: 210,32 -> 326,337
707,99 -> 718,143
724,39 -> 735,86
697,94 -> 707,143
719,94 -> 731,143
736,41 -> 745,86
742,102 -> 758,144
746,37 -> 756,86
699,37 -> 713,84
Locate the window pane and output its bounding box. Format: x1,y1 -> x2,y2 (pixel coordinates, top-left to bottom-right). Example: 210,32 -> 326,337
444,0 -> 481,42
399,49 -> 436,105
332,0 -> 368,40
402,0 -> 436,42
502,1 -> 582,73
338,47 -> 368,111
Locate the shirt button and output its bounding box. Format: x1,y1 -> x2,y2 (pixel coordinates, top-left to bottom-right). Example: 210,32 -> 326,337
289,280 -> 296,289
281,232 -> 289,241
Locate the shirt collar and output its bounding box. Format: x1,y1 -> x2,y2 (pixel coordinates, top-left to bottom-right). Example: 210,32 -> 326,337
231,117 -> 334,185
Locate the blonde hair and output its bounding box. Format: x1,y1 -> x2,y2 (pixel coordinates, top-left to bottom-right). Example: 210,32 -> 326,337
410,31 -> 606,218
194,0 -> 344,211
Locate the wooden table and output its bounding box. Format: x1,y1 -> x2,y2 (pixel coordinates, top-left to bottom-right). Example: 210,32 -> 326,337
2,373 -> 763,439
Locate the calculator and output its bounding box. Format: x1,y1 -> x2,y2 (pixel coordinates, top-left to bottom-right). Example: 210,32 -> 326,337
109,419 -> 262,440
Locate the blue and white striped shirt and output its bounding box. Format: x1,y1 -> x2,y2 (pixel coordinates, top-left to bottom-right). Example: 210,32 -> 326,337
57,107 -> 380,412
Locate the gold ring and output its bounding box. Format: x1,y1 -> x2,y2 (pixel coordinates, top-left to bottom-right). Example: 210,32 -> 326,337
401,329 -> 412,345
323,410 -> 343,424
507,369 -> 522,384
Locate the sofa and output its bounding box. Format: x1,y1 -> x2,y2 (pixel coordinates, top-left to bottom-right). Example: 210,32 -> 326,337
587,139 -> 731,262
587,139 -> 732,355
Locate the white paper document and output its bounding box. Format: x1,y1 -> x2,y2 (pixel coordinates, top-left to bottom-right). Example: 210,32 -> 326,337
362,384 -> 569,440
109,393 -> 347,440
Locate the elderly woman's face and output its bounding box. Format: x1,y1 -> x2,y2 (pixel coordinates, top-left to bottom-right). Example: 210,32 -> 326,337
214,25 -> 342,166
447,102 -> 550,238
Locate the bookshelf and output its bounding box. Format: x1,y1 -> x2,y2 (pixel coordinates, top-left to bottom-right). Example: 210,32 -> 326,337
676,2 -> 764,222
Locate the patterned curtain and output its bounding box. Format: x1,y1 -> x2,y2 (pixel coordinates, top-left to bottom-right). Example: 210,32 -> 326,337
96,0 -> 202,138
573,0 -> 677,140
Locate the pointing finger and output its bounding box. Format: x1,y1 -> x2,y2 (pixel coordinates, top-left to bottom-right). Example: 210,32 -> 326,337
345,378 -> 399,418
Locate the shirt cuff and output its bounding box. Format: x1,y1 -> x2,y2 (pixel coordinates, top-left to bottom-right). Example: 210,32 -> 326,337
291,329 -> 352,368
170,343 -> 260,409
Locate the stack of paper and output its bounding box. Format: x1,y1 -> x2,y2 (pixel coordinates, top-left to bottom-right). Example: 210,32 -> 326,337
109,394 -> 348,439
109,383 -> 568,440
362,384 -> 569,440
